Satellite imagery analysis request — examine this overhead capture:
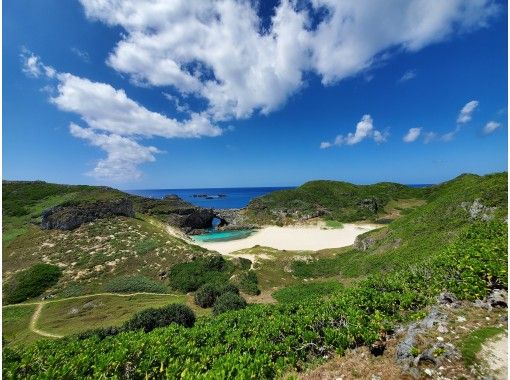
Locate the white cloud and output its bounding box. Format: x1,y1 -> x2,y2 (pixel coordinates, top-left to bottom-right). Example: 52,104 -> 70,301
320,114 -> 387,148
398,70 -> 417,83
70,123 -> 160,181
483,121 -> 501,134
21,48 -> 56,78
457,100 -> 479,123
71,47 -> 90,62
51,73 -> 221,139
423,132 -> 437,144
403,127 -> 422,142
23,51 -> 222,181
79,0 -> 499,122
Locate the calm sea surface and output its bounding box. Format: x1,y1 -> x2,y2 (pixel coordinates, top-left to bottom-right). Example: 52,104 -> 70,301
125,187 -> 293,209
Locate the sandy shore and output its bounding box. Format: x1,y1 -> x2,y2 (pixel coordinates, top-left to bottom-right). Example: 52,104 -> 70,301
193,223 -> 379,254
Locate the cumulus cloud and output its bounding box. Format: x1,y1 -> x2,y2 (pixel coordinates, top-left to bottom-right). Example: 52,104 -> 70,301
320,115 -> 387,148
457,100 -> 479,123
22,51 -> 222,181
483,121 -> 501,134
403,127 -> 422,142
423,131 -> 437,144
70,123 -> 160,181
79,0 -> 499,122
398,70 -> 417,83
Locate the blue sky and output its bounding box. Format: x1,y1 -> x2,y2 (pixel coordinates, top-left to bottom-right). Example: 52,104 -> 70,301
4,0 -> 508,189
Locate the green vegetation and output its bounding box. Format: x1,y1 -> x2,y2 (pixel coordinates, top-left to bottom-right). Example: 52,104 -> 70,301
272,281 -> 343,303
212,292 -> 248,315
246,180 -> 422,224
168,255 -> 234,292
134,238 -> 161,255
459,327 -> 505,366
4,264 -> 62,304
194,282 -> 239,308
290,172 -> 508,278
2,306 -> 39,346
237,270 -> 261,295
4,221 -> 506,378
123,304 -> 196,332
104,275 -> 167,294
324,220 -> 344,228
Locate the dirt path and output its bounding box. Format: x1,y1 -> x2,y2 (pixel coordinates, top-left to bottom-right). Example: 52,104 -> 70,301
480,333 -> 508,380
4,292 -> 181,339
29,303 -> 63,338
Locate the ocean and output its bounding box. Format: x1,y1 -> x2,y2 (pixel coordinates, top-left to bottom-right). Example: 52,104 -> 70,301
125,187 -> 293,209
126,184 -> 432,210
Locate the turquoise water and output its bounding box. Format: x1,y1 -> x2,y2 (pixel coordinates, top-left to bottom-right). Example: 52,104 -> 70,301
192,229 -> 254,242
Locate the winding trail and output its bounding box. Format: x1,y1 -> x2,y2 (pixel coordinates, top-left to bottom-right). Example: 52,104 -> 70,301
3,292 -> 180,338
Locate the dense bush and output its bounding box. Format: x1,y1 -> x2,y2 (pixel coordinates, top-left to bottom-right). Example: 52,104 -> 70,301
104,275 -> 166,294
3,222 -> 507,378
4,264 -> 62,304
123,304 -> 196,332
272,281 -> 343,303
238,270 -> 261,295
212,292 -> 248,315
168,255 -> 233,292
194,282 -> 239,308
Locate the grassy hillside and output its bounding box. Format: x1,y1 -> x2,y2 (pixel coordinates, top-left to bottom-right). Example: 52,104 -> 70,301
245,180 -> 423,224
3,221 -> 507,378
291,172 -> 508,278
2,181 -> 209,302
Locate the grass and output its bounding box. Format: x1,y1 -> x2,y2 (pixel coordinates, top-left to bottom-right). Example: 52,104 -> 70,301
103,275 -> 167,294
459,326 -> 506,366
2,305 -> 39,346
324,220 -> 344,229
36,294 -> 201,337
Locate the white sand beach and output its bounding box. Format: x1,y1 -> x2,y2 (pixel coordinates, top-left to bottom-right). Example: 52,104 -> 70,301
193,223 -> 379,254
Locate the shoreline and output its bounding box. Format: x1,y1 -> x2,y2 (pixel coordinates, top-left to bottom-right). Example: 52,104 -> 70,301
191,223 -> 379,254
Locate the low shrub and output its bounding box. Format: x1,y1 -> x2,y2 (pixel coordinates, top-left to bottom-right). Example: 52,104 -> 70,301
104,275 -> 166,294
194,282 -> 239,308
212,292 -> 247,315
123,304 -> 195,332
4,264 -> 62,304
168,255 -> 233,292
272,281 -> 343,303
3,222 -> 507,378
238,270 -> 261,295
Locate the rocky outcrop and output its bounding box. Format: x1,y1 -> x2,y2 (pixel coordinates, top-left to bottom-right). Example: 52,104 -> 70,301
213,208 -> 258,230
461,199 -> 496,221
356,197 -> 380,214
41,199 -> 135,230
167,208 -> 215,234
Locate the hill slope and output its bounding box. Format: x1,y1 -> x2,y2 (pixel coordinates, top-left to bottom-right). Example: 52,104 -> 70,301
245,180 -> 423,224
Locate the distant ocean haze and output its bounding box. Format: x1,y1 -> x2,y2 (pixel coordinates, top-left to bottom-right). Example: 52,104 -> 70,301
125,184 -> 432,209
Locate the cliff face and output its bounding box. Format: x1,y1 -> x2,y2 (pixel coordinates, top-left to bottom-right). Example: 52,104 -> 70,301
41,199 -> 135,230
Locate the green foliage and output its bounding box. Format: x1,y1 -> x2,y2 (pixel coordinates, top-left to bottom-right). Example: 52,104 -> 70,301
237,270 -> 261,295
4,264 -> 62,304
325,220 -> 344,228
168,255 -> 233,292
246,180 -> 422,224
3,221 -> 506,378
272,281 -> 343,303
104,275 -> 166,294
459,327 -> 505,366
123,304 -> 196,332
194,282 -> 239,308
212,292 -> 248,315
134,238 -> 161,255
